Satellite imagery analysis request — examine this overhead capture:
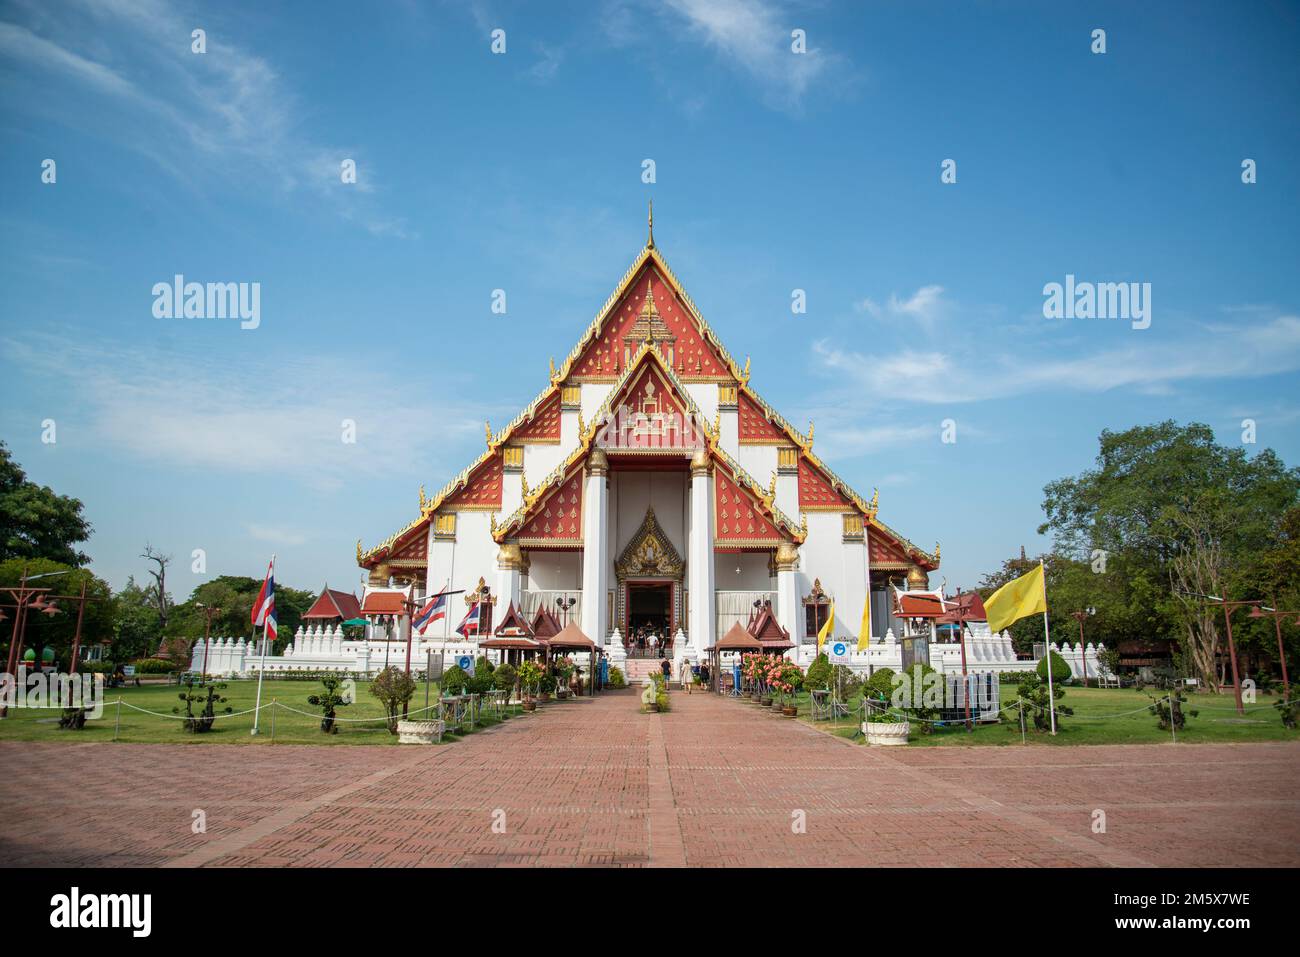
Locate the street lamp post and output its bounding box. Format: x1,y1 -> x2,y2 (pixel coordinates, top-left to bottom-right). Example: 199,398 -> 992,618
1248,598 -> 1298,699
1208,597 -> 1261,715
1069,608 -> 1095,686
195,602 -> 222,680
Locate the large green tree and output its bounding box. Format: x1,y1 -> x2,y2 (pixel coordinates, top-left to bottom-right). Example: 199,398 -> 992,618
167,576 -> 316,654
0,441 -> 92,566
1037,421 -> 1299,687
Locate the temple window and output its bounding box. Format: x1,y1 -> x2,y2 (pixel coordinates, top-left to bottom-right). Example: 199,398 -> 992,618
802,579 -> 831,638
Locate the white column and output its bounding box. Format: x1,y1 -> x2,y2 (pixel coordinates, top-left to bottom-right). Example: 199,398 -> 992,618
496,543 -> 524,614
775,542 -> 800,653
687,450 -> 715,656
581,450 -> 610,644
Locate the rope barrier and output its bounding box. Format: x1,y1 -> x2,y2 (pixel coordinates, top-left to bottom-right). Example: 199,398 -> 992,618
268,700 -> 447,723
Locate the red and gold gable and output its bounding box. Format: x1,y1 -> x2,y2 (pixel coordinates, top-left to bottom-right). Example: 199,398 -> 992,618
798,457 -> 854,511
737,392 -> 785,444
869,530 -> 911,567
570,266 -> 732,381
444,455 -> 503,510
519,470 -> 583,545
388,529 -> 428,565
596,361 -> 700,452
514,392 -> 561,443
715,467 -> 783,546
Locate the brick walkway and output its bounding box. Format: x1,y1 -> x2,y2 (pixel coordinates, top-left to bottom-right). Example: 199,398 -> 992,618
1,689 -> 1297,867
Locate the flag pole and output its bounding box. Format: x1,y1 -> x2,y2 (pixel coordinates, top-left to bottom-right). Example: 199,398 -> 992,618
1040,560 -> 1056,735
250,555 -> 274,736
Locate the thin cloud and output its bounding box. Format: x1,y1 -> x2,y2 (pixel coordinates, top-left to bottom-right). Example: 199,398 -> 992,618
1,0 -> 407,236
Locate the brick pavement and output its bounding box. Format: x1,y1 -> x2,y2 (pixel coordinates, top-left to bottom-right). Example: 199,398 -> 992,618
1,688 -> 1296,867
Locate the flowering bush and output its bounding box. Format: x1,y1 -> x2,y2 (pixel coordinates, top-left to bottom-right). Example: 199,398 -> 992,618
769,661 -> 804,703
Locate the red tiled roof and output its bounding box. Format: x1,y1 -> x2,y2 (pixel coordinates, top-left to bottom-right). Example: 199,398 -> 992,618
303,587 -> 362,620
361,591 -> 407,615
937,592 -> 986,624
896,593 -> 946,619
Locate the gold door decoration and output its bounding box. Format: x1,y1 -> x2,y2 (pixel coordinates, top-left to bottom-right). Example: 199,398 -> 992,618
615,506 -> 685,581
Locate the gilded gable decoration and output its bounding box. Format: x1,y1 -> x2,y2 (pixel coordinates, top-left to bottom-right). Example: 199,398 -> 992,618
615,506 -> 684,580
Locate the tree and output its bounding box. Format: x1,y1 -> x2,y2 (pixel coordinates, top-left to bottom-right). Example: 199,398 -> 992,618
140,545 -> 173,634
370,666 -> 416,734
0,441 -> 92,566
1038,422 -> 1299,688
111,577 -> 161,661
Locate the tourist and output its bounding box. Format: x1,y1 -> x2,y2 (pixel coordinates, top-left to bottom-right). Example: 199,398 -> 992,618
660,657 -> 671,681
679,658 -> 692,693
648,633 -> 658,657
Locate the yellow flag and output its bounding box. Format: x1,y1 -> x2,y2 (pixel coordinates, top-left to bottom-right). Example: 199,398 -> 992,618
984,563 -> 1047,634
857,596 -> 871,652
817,600 -> 835,653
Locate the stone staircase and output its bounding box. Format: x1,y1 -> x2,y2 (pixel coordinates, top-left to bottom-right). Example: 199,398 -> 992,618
623,658 -> 666,684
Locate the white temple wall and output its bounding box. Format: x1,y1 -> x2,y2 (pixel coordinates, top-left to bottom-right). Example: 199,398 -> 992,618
526,551 -> 582,589
683,382 -> 718,431
611,471 -> 688,557
714,551 -> 771,592
580,382 -> 615,425
522,441 -> 565,486
795,512 -> 868,645
734,444 -> 777,492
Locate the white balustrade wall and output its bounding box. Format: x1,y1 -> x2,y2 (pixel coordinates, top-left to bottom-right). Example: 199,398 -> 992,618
188,624 -> 485,677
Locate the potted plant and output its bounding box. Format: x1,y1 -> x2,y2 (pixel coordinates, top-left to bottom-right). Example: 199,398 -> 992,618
863,705 -> 910,745
518,661 -> 542,712
539,672 -> 556,701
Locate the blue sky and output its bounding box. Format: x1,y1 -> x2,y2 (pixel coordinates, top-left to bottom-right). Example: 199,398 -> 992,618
1,0 -> 1297,599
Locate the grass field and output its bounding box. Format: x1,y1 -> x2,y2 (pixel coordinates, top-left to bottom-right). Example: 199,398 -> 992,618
780,684 -> 1299,746
0,677 -> 537,746
1,677 -> 1295,748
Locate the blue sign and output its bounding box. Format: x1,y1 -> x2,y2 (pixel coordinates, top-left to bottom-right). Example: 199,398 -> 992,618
456,655 -> 473,672
829,641 -> 850,663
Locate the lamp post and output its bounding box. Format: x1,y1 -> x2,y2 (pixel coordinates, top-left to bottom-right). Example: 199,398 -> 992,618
1069,607 -> 1095,686
555,595 -> 576,626
1,569 -> 69,717
1202,595 -> 1262,715
1248,598 -> 1298,699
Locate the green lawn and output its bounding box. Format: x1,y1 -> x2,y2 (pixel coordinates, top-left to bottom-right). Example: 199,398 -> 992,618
774,684 -> 1299,746
0,677 -> 537,746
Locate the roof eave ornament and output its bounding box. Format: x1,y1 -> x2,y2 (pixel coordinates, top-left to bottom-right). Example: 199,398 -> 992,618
485,420 -> 493,449
646,198 -> 654,249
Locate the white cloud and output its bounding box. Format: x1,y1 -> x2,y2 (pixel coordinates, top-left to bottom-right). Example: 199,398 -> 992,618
813,313 -> 1300,405
855,285 -> 949,332
1,0 -> 407,236
2,333 -> 503,492
658,0 -> 840,110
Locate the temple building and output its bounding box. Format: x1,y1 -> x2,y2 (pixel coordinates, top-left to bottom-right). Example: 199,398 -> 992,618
355,210 -> 940,670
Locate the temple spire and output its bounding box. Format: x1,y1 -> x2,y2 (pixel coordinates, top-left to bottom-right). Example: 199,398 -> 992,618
647,199 -> 654,248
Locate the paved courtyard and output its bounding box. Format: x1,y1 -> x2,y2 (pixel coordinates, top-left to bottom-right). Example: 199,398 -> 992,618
2,689 -> 1298,867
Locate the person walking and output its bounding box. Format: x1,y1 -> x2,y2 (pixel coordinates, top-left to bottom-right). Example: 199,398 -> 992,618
679,658 -> 693,693
660,657 -> 671,682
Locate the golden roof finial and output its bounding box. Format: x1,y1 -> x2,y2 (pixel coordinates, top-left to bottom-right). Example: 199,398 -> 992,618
356,539 -> 363,564
647,198 -> 654,249
743,356 -> 751,379
485,420 -> 493,447
549,356 -> 557,381
934,541 -> 941,561
807,420 -> 815,446
520,470 -> 530,500
419,484 -> 427,510
768,470 -> 778,499
869,487 -> 879,511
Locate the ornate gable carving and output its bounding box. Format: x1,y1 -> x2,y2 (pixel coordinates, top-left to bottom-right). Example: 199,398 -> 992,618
615,506 -> 684,580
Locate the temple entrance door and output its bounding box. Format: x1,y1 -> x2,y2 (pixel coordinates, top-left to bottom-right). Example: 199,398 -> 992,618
626,582 -> 673,658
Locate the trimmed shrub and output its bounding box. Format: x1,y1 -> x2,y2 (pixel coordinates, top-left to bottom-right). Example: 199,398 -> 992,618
804,653 -> 832,691
131,657 -> 177,674
608,666 -> 627,689
1037,650 -> 1072,684
467,656 -> 495,695
441,664 -> 468,696
864,666 -> 896,701
492,662 -> 517,695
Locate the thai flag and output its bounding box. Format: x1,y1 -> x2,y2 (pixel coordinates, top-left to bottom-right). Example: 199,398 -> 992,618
251,558 -> 277,642
455,601 -> 482,637
413,592 -> 448,636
